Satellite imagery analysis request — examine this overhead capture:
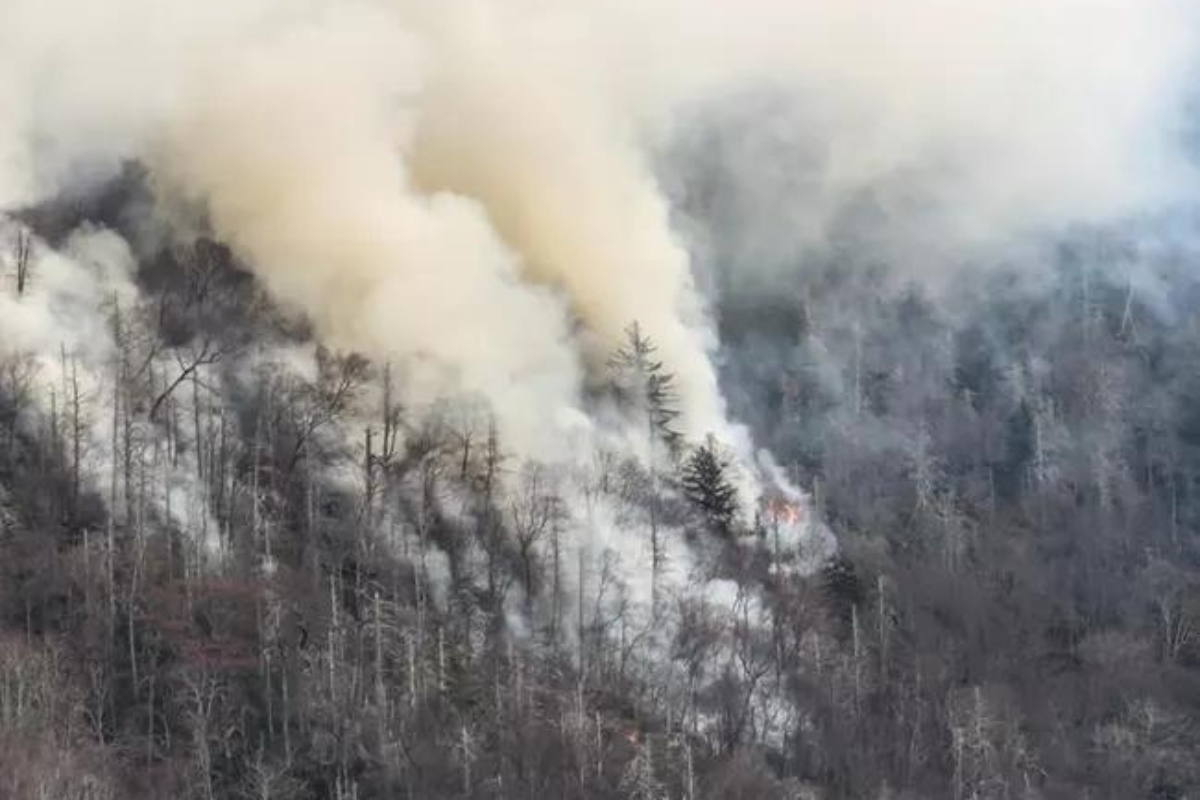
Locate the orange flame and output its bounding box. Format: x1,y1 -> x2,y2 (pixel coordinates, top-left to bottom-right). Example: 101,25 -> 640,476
766,497 -> 804,526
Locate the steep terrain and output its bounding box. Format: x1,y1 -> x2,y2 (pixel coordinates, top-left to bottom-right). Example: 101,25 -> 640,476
2,1 -> 1200,798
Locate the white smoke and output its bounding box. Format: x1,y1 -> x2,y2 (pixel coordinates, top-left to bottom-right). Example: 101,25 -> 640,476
1,0 -> 1197,502
656,0 -> 1200,279
0,221 -> 225,555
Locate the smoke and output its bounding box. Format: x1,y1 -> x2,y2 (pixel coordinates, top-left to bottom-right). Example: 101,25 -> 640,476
156,5 -> 590,459
0,220 -> 226,554
0,224 -> 136,369
2,0 -> 1198,485
403,2 -> 726,444
656,0 -> 1200,285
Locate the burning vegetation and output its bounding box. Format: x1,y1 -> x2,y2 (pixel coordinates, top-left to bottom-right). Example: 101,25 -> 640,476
0,0 -> 1199,797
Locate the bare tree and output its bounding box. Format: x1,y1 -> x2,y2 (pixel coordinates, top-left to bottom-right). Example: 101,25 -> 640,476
148,337 -> 225,422
13,229 -> 31,296
0,353 -> 35,458
508,463 -> 562,612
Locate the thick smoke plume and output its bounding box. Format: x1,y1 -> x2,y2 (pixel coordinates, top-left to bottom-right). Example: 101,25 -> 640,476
2,0 -> 1197,480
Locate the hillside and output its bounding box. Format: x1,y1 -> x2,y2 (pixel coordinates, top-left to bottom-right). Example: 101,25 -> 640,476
2,1 -> 1200,798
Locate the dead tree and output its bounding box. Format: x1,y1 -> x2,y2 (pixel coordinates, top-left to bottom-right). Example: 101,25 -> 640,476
14,229 -> 31,296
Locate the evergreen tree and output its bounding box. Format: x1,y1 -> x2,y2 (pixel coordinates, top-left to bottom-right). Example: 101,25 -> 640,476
681,435 -> 739,534
608,322 -> 682,458
610,322 -> 683,611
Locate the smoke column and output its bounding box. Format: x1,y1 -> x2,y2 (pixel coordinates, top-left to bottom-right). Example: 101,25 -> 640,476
157,5 -> 590,459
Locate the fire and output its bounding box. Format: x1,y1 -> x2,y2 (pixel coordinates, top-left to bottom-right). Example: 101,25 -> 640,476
766,497 -> 804,527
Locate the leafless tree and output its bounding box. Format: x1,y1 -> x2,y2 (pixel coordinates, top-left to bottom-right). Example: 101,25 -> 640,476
13,229 -> 31,296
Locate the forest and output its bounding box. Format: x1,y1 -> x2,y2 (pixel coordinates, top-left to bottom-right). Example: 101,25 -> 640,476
0,169 -> 1197,800
3,1 -> 1200,798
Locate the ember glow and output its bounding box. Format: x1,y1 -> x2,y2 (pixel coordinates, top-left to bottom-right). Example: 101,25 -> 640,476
766,497 -> 805,528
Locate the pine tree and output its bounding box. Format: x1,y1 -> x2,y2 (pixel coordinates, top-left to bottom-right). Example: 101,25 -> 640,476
609,322 -> 683,611
608,322 -> 682,458
680,436 -> 739,535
